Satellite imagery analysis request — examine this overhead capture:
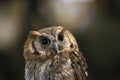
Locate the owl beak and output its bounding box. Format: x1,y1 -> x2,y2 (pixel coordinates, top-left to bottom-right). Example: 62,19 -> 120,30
54,42 -> 59,53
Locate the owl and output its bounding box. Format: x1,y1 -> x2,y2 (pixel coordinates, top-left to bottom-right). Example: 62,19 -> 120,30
23,26 -> 88,80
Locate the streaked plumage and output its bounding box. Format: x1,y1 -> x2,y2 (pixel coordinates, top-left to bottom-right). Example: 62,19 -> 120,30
23,26 -> 88,80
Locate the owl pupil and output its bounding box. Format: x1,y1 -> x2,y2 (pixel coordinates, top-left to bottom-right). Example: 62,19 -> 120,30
40,37 -> 50,45
58,33 -> 64,41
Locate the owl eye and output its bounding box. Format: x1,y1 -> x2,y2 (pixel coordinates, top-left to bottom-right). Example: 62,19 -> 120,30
40,37 -> 51,45
58,33 -> 64,41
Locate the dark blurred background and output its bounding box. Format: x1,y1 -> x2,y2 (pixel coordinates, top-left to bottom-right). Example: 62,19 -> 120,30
0,0 -> 120,80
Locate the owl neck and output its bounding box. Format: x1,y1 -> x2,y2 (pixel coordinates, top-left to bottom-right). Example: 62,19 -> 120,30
25,54 -> 74,80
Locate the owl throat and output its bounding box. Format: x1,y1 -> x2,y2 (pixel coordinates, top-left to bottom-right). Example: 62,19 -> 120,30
25,52 -> 75,80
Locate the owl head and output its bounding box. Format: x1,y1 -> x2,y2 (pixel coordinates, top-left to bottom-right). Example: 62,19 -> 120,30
24,26 -> 79,60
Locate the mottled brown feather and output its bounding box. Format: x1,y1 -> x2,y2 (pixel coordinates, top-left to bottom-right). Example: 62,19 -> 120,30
23,26 -> 88,80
